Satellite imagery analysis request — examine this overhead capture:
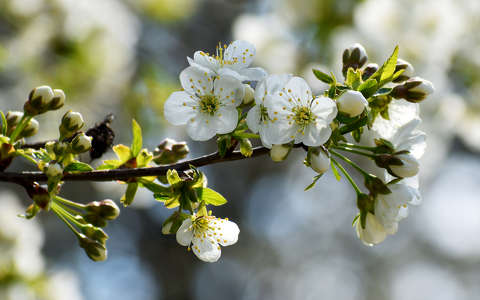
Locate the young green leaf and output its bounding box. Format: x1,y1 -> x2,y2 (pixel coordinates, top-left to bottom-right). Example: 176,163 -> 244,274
0,111 -> 7,136
304,174 -> 322,191
131,119 -> 142,157
312,69 -> 334,84
64,162 -> 93,172
379,46 -> 399,84
357,79 -> 378,98
331,161 -> 342,181
195,187 -> 227,206
121,182 -> 139,207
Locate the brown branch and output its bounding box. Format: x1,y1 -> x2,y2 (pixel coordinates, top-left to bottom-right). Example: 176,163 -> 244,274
0,146 -> 272,184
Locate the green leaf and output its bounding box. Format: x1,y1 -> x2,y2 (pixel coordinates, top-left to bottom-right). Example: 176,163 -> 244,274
121,182 -> 139,207
0,111 -> 7,136
166,169 -> 182,185
331,161 -> 341,181
357,79 -> 378,98
131,119 -> 142,157
113,144 -> 132,164
304,174 -> 322,191
140,180 -> 171,194
380,46 -> 399,84
345,68 -> 363,90
64,162 -> 93,172
217,135 -> 231,158
195,187 -> 227,206
312,69 -> 334,84
136,149 -> 153,167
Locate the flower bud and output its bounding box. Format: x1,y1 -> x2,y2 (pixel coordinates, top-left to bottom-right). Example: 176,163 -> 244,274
342,43 -> 368,75
48,89 -> 66,111
78,234 -> 107,261
53,141 -> 68,156
393,59 -> 414,82
6,111 -> 23,128
59,111 -> 84,139
270,144 -> 292,162
26,183 -> 50,210
24,85 -> 55,116
362,63 -> 378,80
307,147 -> 330,174
242,84 -> 255,104
70,133 -> 92,154
153,138 -> 189,164
84,199 -> 120,227
390,77 -> 434,103
81,224 -> 109,244
45,162 -> 63,178
337,90 -> 368,117
356,212 -> 387,246
389,153 -> 419,178
19,118 -> 39,138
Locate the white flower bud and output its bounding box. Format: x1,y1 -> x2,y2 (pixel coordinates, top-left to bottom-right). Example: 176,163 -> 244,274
21,118 -> 39,138
270,144 -> 291,162
343,43 -> 368,74
308,148 -> 330,174
45,162 -> 63,178
337,90 -> 368,117
29,85 -> 54,105
391,77 -> 435,103
60,111 -> 84,138
49,89 -> 66,110
390,153 -> 419,178
356,213 -> 387,246
242,84 -> 255,104
6,111 -> 23,127
408,77 -> 434,95
70,133 -> 92,154
396,59 -> 414,78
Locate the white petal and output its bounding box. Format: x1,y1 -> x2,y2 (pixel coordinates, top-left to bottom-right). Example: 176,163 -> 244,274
237,67 -> 267,81
176,218 -> 193,246
215,107 -> 238,134
255,74 -> 293,105
266,94 -> 295,120
192,51 -> 219,71
301,123 -> 332,147
311,96 -> 338,123
180,66 -> 213,96
217,67 -> 244,81
246,105 -> 261,133
192,236 -> 221,263
283,76 -> 312,106
224,40 -> 256,68
186,114 -> 217,141
164,91 -> 199,125
356,213 -> 387,246
214,75 -> 244,107
214,219 -> 240,246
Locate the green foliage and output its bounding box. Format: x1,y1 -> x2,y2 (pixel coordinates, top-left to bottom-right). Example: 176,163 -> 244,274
64,162 -> 94,172
131,119 -> 142,157
195,187 -> 227,206
313,69 -> 334,84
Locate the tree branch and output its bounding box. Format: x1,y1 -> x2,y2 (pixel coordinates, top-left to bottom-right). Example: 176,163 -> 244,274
0,146 -> 272,184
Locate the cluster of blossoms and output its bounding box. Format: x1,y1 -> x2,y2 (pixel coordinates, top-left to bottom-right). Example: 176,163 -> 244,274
165,40 -> 434,258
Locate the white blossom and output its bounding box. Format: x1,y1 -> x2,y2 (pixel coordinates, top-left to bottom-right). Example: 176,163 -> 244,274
246,74 -> 292,148
176,215 -> 240,262
337,90 -> 368,117
355,212 -> 387,246
390,153 -> 420,178
164,65 -> 245,141
187,40 -> 267,81
397,58 -> 415,77
308,148 -> 330,174
266,76 -> 337,146
269,144 -> 291,162
29,85 -> 54,105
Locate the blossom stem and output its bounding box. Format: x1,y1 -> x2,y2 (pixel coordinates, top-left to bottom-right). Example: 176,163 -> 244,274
330,149 -> 372,178
336,143 -> 377,152
331,157 -> 362,195
54,195 -> 87,210
51,202 -> 81,237
332,146 -> 376,158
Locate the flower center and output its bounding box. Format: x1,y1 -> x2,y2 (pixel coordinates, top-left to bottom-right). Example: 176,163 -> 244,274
192,216 -> 212,234
292,106 -> 315,127
199,42 -> 238,67
199,94 -> 220,115
259,104 -> 270,123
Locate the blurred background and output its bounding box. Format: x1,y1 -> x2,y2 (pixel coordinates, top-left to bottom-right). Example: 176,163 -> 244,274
1,0 -> 480,299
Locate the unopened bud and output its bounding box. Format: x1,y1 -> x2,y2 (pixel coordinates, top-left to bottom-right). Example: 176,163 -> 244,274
362,63 -> 378,80
307,147 -> 330,174
243,84 -> 255,104
356,212 -> 387,246
59,111 -> 84,139
391,77 -> 434,103
24,85 -> 55,116
85,199 -> 120,227
19,118 -> 39,138
270,144 -> 292,162
70,133 -> 92,154
337,90 -> 368,117
48,89 -> 66,110
81,224 -> 109,244
389,153 -> 419,178
53,141 -> 68,156
342,43 -> 368,76
6,111 -> 24,136
393,59 -> 415,82
26,183 -> 50,210
45,162 -> 63,178
153,138 -> 189,164
78,234 -> 107,261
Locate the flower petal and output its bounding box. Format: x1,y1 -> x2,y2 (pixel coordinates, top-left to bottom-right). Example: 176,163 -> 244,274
186,114 -> 217,141
255,74 -> 293,105
224,40 -> 256,69
180,66 -> 213,96
237,67 -> 267,81
213,219 -> 240,246
176,218 -> 193,246
301,123 -> 332,147
283,76 -> 312,106
214,75 -> 244,107
164,91 -> 199,126
215,107 -> 238,134
246,104 -> 261,133
311,96 -> 338,123
191,51 -> 219,71
192,236 -> 221,263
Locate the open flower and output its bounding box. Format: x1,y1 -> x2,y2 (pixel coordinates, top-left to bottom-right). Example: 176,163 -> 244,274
164,66 -> 244,141
246,74 -> 292,148
266,76 -> 337,146
187,40 -> 267,81
176,214 -> 240,262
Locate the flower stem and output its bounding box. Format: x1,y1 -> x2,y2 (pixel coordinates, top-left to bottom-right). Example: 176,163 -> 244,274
331,157 -> 361,195
51,202 -> 81,237
332,146 -> 376,158
10,115 -> 32,142
337,143 -> 377,152
54,195 -> 86,210
330,149 -> 372,178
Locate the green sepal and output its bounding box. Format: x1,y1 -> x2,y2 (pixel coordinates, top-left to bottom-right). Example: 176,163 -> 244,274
304,174 -> 323,191
217,135 -> 232,158
121,182 -> 139,207
331,160 -> 342,181
166,169 -> 183,185
364,175 -> 391,196
357,79 -> 378,98
18,203 -> 40,219
239,138 -> 253,157
162,211 -> 189,235
312,69 -> 334,84
345,68 -> 363,90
